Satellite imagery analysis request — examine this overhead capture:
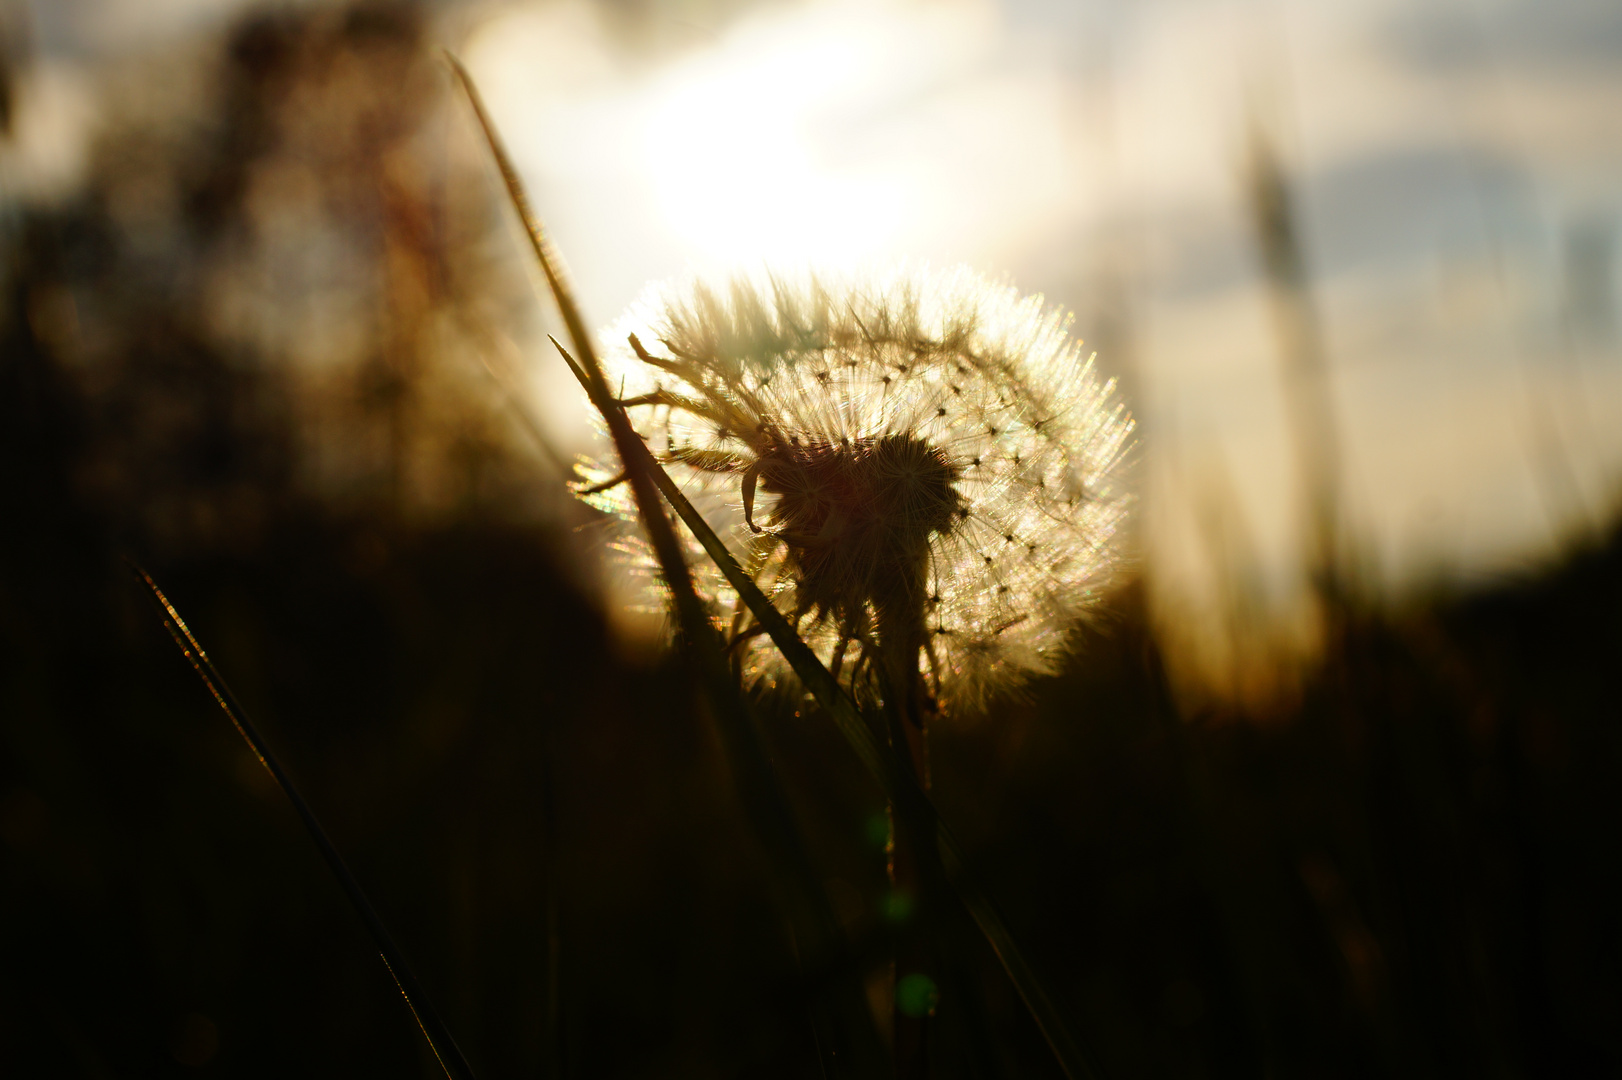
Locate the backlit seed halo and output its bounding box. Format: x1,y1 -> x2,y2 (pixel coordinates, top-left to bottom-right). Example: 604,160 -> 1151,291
581,264 -> 1134,708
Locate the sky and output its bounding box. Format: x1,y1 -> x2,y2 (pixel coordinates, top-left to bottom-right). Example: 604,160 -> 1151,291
13,0 -> 1622,696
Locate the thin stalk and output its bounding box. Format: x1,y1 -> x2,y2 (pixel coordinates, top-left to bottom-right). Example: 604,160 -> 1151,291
875,607 -> 940,1079
887,697 -> 934,1078
129,563 -> 478,1080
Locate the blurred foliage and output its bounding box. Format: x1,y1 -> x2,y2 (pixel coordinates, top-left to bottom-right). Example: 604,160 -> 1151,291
2,2 -> 1620,1077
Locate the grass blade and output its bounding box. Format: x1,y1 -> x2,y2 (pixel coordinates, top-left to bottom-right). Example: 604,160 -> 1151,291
130,563 -> 479,1080
442,53 -> 600,386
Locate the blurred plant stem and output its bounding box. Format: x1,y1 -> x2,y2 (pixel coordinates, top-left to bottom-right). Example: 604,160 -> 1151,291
1245,122 -> 1342,612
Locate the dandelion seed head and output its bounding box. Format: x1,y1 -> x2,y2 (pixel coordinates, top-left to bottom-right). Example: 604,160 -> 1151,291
586,264 -> 1134,708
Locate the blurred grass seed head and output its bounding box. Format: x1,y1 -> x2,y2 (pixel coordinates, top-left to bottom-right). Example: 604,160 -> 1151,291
578,265 -> 1134,708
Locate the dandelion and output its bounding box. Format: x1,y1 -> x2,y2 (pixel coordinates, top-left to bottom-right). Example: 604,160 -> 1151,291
449,63 -> 1114,1078
580,264 -> 1134,713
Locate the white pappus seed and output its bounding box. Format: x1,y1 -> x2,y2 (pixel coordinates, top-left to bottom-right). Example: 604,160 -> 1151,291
578,264 -> 1134,709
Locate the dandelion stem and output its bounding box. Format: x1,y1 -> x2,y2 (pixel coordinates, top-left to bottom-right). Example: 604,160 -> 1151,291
875,600 -> 942,1078
884,687 -> 936,1077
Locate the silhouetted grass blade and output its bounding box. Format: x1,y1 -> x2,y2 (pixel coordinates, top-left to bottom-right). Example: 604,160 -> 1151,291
129,562 -> 479,1080
443,53 -> 599,384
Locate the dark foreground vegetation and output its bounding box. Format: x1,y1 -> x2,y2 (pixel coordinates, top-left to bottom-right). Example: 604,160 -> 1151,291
3,3 -> 1619,1077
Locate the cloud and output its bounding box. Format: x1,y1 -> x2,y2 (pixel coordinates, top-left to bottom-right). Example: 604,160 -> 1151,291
1385,0 -> 1622,75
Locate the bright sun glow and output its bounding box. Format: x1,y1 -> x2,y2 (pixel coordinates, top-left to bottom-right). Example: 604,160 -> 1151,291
637,13 -> 906,267
466,0 -> 1068,297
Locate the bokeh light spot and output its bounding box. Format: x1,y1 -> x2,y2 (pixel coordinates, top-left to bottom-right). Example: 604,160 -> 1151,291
895,973 -> 939,1018
864,811 -> 891,850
